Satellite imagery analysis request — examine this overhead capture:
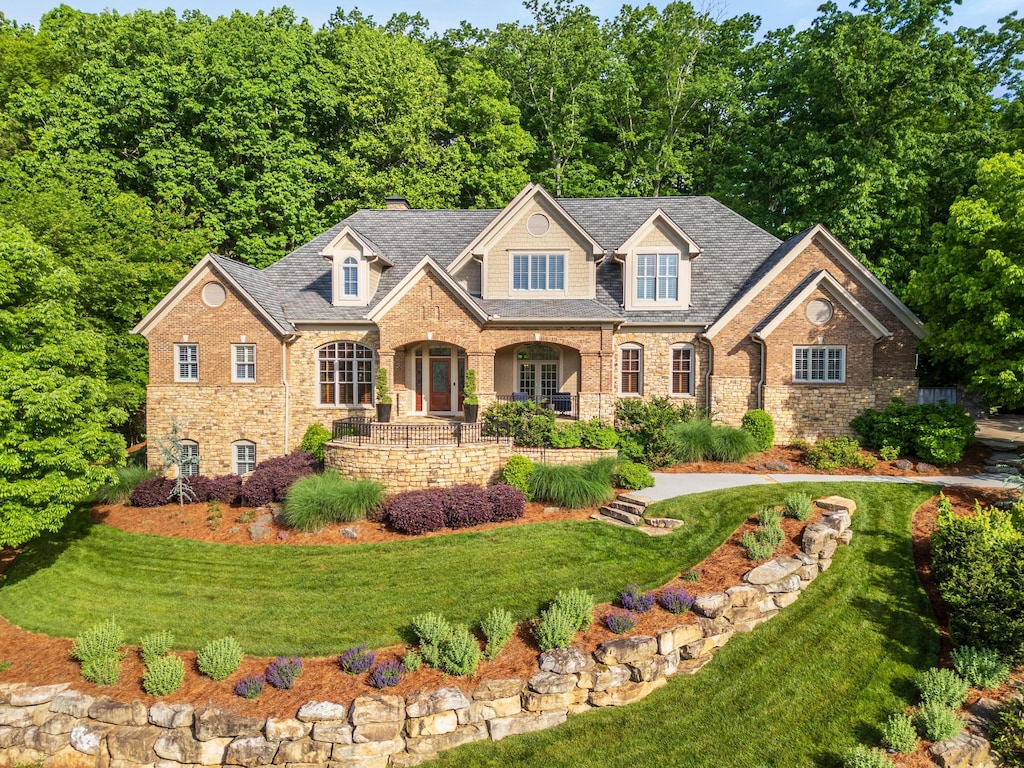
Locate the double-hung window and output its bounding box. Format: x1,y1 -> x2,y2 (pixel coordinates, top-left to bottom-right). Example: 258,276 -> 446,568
636,253 -> 678,301
234,441 -> 256,475
175,344 -> 198,382
181,440 -> 200,477
232,344 -> 256,382
342,257 -> 359,298
512,254 -> 565,292
620,345 -> 642,395
671,345 -> 694,396
793,346 -> 845,383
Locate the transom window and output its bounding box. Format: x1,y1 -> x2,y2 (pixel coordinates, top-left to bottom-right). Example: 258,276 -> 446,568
234,441 -> 256,475
175,344 -> 198,382
636,253 -> 678,301
671,345 -> 694,396
181,440 -> 200,477
342,257 -> 359,297
620,345 -> 642,395
512,254 -> 565,291
319,342 -> 375,405
794,346 -> 845,383
233,344 -> 256,382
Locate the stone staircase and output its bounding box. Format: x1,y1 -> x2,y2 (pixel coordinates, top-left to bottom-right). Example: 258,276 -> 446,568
591,494 -> 684,536
983,451 -> 1022,478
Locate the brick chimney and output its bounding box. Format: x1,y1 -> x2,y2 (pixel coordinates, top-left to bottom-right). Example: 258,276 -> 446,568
385,195 -> 410,210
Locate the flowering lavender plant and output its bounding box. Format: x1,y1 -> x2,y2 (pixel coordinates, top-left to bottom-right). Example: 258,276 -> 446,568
339,646 -> 375,674
605,610 -> 637,634
234,675 -> 264,699
619,584 -> 655,613
265,657 -> 304,689
657,586 -> 696,614
368,659 -> 405,689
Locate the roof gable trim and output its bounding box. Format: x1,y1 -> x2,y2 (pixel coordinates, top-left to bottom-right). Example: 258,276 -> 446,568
319,225 -> 394,267
754,270 -> 891,340
615,208 -> 703,256
367,256 -> 490,324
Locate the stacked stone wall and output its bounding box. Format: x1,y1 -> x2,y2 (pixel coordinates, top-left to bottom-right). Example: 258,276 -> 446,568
0,498 -> 859,768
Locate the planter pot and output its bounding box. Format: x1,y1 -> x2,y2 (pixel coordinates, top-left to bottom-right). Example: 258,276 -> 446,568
376,403 -> 392,423
464,404 -> 479,423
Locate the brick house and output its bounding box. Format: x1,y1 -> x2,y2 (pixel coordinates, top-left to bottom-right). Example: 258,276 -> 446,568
133,183 -> 924,475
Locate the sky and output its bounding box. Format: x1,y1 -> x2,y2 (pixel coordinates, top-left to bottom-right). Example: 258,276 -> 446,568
2,0 -> 1019,35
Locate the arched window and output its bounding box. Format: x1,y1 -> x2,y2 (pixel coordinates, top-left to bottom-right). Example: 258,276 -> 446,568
233,440 -> 256,475
670,344 -> 695,396
619,343 -> 643,395
181,440 -> 200,477
318,342 -> 375,406
342,257 -> 359,297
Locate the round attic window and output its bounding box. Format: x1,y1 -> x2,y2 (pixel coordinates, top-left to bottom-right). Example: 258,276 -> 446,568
527,213 -> 550,237
806,299 -> 834,325
202,281 -> 226,308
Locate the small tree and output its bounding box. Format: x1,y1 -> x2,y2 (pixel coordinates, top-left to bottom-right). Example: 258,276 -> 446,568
463,369 -> 478,405
154,422 -> 197,507
375,367 -> 392,404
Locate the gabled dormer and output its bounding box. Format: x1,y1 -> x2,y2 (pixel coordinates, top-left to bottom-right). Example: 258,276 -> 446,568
320,225 -> 393,307
614,209 -> 702,312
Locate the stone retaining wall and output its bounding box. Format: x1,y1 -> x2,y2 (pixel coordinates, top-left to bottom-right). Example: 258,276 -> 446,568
0,497 -> 857,768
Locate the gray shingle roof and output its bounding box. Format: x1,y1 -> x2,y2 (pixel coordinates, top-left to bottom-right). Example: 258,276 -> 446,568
236,197 -> 784,327
212,255 -> 295,332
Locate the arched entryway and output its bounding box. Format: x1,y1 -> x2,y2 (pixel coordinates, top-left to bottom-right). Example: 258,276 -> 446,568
494,342 -> 581,405
402,343 -> 468,415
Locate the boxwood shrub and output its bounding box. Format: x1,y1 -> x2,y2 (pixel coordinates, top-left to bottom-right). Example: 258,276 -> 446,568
500,455 -> 535,500
741,409 -> 775,452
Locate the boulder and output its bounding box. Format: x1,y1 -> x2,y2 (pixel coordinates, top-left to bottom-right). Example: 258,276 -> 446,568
106,725 -> 162,763
310,721 -> 353,744
405,711 -> 459,738
462,696 -> 522,724
656,624 -> 702,655
296,700 -> 348,722
588,678 -> 666,707
23,726 -> 68,754
154,729 -> 231,764
391,753 -> 435,768
488,712 -> 567,741
0,726 -> 23,749
743,557 -> 803,586
578,665 -> 632,692
472,679 -> 523,701
88,698 -> 148,726
353,721 -> 404,744
69,723 -> 111,755
265,717 -> 310,741
818,557 -> 833,572
692,593 -> 730,619
773,592 -> 801,609
148,702 -> 194,729
538,647 -> 592,675
44,745 -> 97,768
405,723 -> 488,755
816,495 -> 856,514
50,691 -> 95,719
39,713 -> 76,735
193,707 -> 264,740
628,655 -> 672,683
226,735 -> 279,768
801,522 -> 837,556
837,529 -> 853,546
0,703 -> 44,728
763,575 -> 802,594
593,636 -> 658,665
405,688 -> 470,719
9,684 -> 70,707
726,585 -> 764,607
330,736 -> 405,760
929,731 -> 992,768
822,510 -> 851,534
528,672 -> 577,695
273,736 -> 332,764
521,690 -> 575,712
797,565 -> 818,581
350,695 -> 405,725
821,540 -> 838,559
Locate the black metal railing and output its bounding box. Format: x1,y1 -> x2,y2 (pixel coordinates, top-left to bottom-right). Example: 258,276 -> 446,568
494,392 -> 579,419
332,418 -> 511,448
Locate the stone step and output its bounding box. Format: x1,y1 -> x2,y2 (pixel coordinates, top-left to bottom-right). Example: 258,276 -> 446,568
598,506 -> 644,526
988,452 -> 1022,466
588,514 -> 673,537
608,499 -> 647,516
984,465 -> 1021,476
616,493 -> 653,509
645,517 -> 684,530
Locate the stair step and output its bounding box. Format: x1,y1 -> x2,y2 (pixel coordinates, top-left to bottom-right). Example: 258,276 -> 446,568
645,517 -> 684,530
609,500 -> 646,515
599,506 -> 644,526
616,493 -> 653,509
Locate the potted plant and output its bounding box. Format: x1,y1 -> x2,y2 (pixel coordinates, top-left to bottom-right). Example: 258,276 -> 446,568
375,367 -> 392,423
463,368 -> 479,423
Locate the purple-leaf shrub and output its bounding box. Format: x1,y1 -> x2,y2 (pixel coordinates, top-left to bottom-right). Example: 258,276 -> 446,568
657,587 -> 696,614
339,646 -> 375,675
384,489 -> 446,535
443,485 -> 494,529
620,584 -> 655,613
234,675 -> 264,699
488,484 -> 526,522
265,657 -> 304,689
208,474 -> 243,505
367,659 -> 405,689
605,610 -> 637,634
185,475 -> 212,503
240,451 -> 317,507
130,477 -> 176,507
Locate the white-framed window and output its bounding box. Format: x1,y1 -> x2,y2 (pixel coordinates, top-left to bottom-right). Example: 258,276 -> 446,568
620,344 -> 643,395
234,441 -> 256,475
181,440 -> 200,477
175,343 -> 198,382
512,253 -> 565,292
636,253 -> 678,301
232,344 -> 256,382
671,344 -> 694,396
793,346 -> 845,383
318,342 -> 375,406
342,257 -> 359,297
516,344 -> 560,402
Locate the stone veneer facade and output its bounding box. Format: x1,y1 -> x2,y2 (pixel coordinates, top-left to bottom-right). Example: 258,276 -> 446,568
0,498 -> 862,768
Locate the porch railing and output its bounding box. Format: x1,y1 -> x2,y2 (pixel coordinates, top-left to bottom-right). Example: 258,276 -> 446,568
332,418 -> 510,448
494,392 -> 579,419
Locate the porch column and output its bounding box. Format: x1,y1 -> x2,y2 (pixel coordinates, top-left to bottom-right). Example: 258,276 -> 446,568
579,351 -> 612,420
467,351 -> 496,410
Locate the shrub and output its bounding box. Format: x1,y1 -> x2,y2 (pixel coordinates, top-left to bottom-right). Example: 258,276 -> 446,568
240,451 -> 318,507
806,437 -> 874,472
530,463 -> 612,508
487,484 -> 526,522
71,619 -> 126,684
411,613 -> 453,668
339,646 -> 375,675
368,659 -> 405,688
207,474 -> 243,505
741,531 -> 776,561
140,629 -> 174,666
500,455 -> 535,501
481,400 -> 555,447
553,587 -> 596,631
916,667 -> 970,708
480,608 -> 515,660
265,657 -> 304,689
932,504 -> 1024,661
605,610 -> 637,634
79,656 -> 122,686
440,625 -> 481,676
130,476 -> 176,507
879,445 -> 900,461
613,461 -> 654,490
914,700 -> 964,742
300,423 -> 332,464
620,584 -> 655,613
741,409 -> 775,452
682,568 -> 701,582
143,653 -> 185,696
951,646 -> 1010,689
881,712 -> 918,753
657,586 -> 695,614
614,397 -> 696,467
534,604 -> 578,651
851,398 -> 975,465
782,492 -> 813,521
403,650 -> 421,672
549,423 -> 582,449
843,745 -> 894,768
579,419 -> 619,450
384,488 -> 446,535
96,465 -> 158,505
710,425 -> 758,462
281,473 -> 384,531
443,484 -> 494,529
234,675 -> 264,699
196,637 -> 244,681
991,697 -> 1024,767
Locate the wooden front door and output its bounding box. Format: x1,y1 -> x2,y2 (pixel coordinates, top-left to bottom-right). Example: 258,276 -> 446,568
430,359 -> 451,411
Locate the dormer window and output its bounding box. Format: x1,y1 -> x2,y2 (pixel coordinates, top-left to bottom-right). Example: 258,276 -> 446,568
342,257 -> 359,298
511,253 -> 565,292
637,254 -> 678,301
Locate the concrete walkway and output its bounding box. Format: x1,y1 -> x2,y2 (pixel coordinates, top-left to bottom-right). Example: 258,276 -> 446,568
638,471 -> 1016,502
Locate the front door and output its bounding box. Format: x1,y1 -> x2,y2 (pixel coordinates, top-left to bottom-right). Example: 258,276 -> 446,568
430,359 -> 451,411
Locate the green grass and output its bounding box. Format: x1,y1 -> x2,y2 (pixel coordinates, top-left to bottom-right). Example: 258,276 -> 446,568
431,481 -> 938,768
